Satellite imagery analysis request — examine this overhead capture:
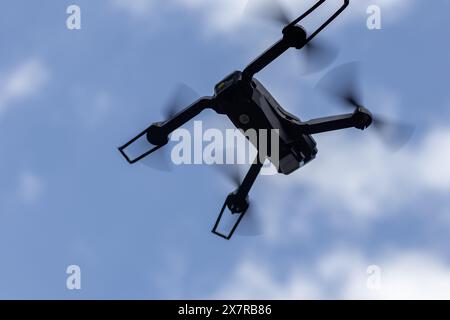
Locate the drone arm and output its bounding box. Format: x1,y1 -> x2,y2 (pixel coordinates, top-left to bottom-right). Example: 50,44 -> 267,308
236,159 -> 265,201
299,108 -> 372,135
160,96 -> 215,134
242,0 -> 350,81
300,113 -> 355,134
242,39 -> 290,81
118,96 -> 215,164
212,158 -> 265,240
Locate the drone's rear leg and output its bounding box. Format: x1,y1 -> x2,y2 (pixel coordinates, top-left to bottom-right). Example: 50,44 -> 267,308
119,97 -> 215,164
212,157 -> 265,240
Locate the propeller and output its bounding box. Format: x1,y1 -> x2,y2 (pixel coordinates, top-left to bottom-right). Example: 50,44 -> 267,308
245,0 -> 339,75
316,62 -> 415,151
141,83 -> 200,171
215,154 -> 263,237
298,40 -> 339,75
163,83 -> 200,119
246,0 -> 291,26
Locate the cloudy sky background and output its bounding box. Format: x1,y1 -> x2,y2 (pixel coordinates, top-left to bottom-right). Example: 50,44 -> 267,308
1,0 -> 450,299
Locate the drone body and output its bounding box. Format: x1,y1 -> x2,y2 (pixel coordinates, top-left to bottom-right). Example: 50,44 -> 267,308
214,70 -> 318,176
119,0 -> 376,239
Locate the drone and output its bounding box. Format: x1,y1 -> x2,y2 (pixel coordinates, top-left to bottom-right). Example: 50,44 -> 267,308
119,0 -> 410,239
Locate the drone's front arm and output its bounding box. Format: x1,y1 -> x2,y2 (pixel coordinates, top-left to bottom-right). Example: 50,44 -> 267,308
298,107 -> 373,135
118,96 -> 215,164
159,96 -> 215,134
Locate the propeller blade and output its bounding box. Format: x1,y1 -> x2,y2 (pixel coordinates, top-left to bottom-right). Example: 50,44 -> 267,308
246,0 -> 339,75
139,83 -> 199,172
372,117 -> 415,151
235,204 -> 263,237
211,146 -> 244,188
163,83 -> 200,119
317,62 -> 414,150
299,40 -> 339,75
245,0 -> 291,26
316,61 -> 362,109
216,163 -> 242,189
140,145 -> 174,172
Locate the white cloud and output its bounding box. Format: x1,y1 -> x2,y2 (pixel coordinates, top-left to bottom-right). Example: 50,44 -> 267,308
321,249 -> 450,299
108,0 -> 416,34
178,0 -> 248,32
415,128 -> 450,191
358,0 -> 413,18
344,251 -> 450,299
109,0 -> 246,31
214,260 -> 321,300
18,171 -> 45,203
223,123 -> 450,299
176,0 -> 415,34
241,124 -> 450,244
261,126 -> 450,221
215,248 -> 450,299
0,59 -> 49,115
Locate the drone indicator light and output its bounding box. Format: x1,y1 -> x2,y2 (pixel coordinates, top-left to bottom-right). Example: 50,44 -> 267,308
239,114 -> 251,125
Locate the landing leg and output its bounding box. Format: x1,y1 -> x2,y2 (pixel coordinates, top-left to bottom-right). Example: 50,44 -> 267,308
212,157 -> 264,240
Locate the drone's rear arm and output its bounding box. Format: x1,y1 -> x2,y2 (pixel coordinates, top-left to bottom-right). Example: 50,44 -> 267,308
298,107 -> 372,135
300,113 -> 356,134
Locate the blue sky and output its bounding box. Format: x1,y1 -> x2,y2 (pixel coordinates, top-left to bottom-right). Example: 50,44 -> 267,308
1,0 -> 450,299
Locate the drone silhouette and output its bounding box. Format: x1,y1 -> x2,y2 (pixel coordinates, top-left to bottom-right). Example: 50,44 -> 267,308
118,0 -> 412,240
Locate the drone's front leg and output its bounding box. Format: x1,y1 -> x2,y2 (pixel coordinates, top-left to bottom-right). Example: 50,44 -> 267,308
298,107 -> 373,135
119,97 -> 215,164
